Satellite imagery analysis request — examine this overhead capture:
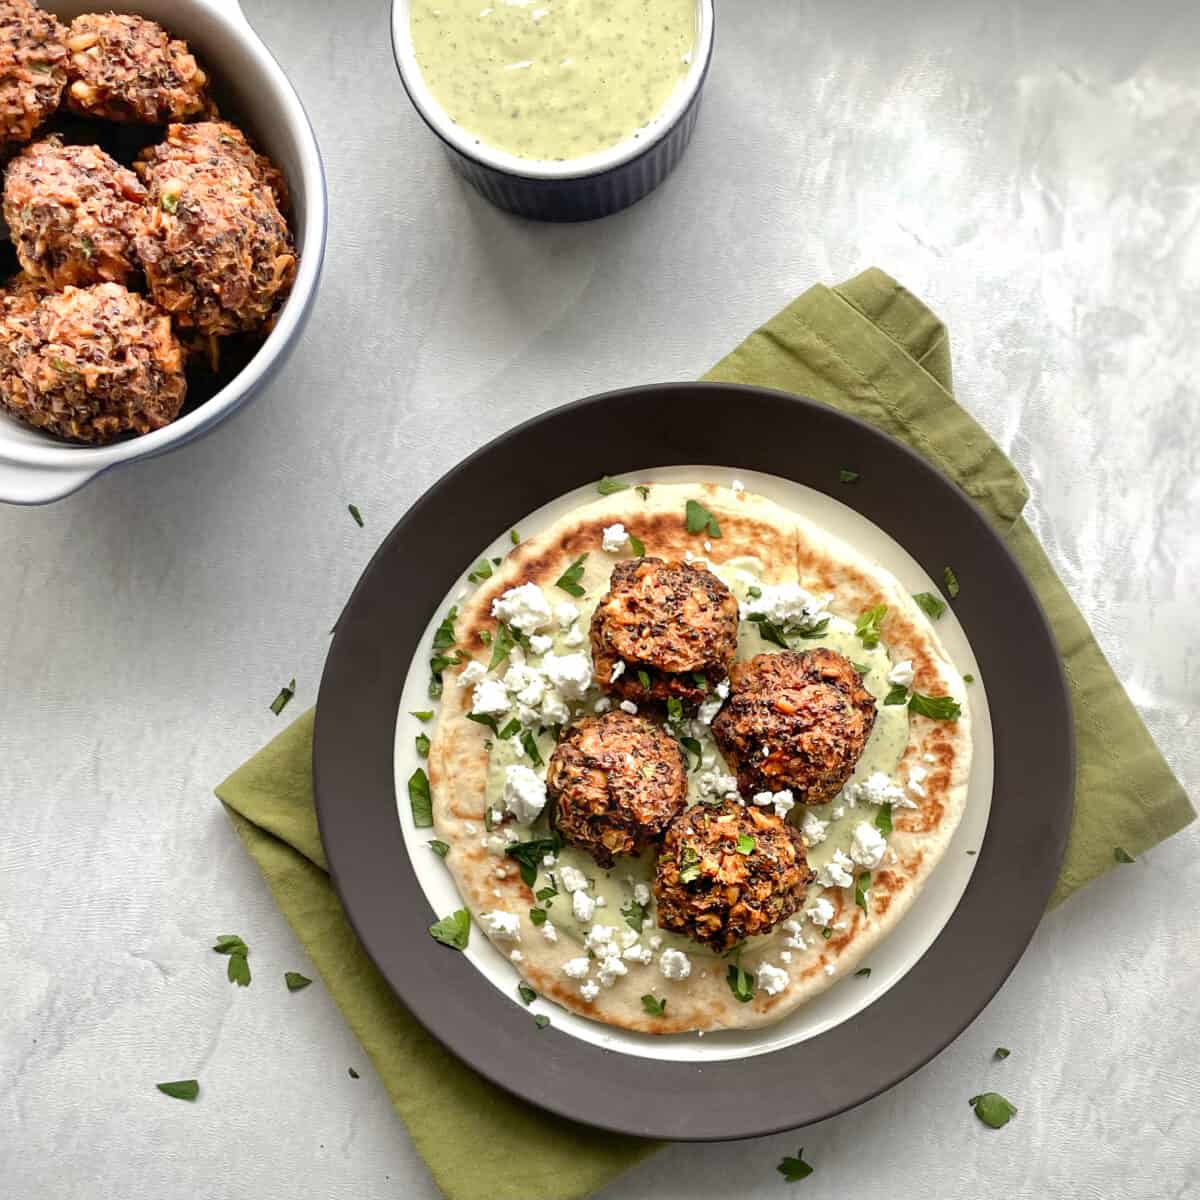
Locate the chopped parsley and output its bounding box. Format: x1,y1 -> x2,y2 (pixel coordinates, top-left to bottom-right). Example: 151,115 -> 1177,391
415,732 -> 430,758
874,804 -> 893,834
854,604 -> 887,648
411,710 -> 434,721
913,591 -> 947,620
680,736 -> 703,771
641,994 -> 667,1017
270,678 -> 296,716
746,585 -> 762,600
736,834 -> 756,855
428,908 -> 470,950
467,559 -> 492,584
821,926 -> 833,940
213,935 -> 248,955
554,553 -> 588,597
284,971 -> 312,992
969,1091 -> 1017,1129
533,1014 -> 551,1029
408,768 -> 433,827
854,872 -> 871,917
685,499 -> 722,538
944,565 -> 960,598
994,1047 -> 1011,1060
908,691 -> 961,721
794,617 -> 831,640
635,485 -> 650,500
1114,846 -> 1136,864
79,234 -> 95,261
621,898 -> 648,933
678,845 -> 702,883
489,623 -> 518,670
852,661 -> 871,675
506,834 -> 563,886
348,1067 -> 360,1079
156,1079 -> 199,1101
510,529 -> 520,544
347,503 -> 364,527
478,629 -> 492,646
963,672 -> 975,683
777,1147 -> 814,1182
726,961 -> 755,1003
855,968 -> 872,978
628,532 -> 646,556
529,906 -> 548,925
597,476 -> 629,495
746,612 -> 790,649
466,712 -> 499,735
161,191 -> 179,214
214,935 -> 250,985
428,840 -> 450,858
520,730 -> 543,767
517,983 -> 537,1005
637,668 -> 652,691
883,684 -> 909,706
839,468 -> 860,484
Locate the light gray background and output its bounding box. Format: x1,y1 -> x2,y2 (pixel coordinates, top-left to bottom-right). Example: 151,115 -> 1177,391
2,0 -> 1197,1195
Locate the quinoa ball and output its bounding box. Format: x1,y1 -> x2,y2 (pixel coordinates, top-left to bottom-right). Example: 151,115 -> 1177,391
546,710 -> 688,867
590,557 -> 740,707
711,649 -> 877,804
136,157 -> 296,338
136,120 -> 289,213
0,282 -> 185,443
4,137 -> 147,290
64,13 -> 207,124
654,800 -> 813,952
0,0 -> 67,149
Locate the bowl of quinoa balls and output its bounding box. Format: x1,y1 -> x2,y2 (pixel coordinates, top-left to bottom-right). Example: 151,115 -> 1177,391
0,0 -> 326,504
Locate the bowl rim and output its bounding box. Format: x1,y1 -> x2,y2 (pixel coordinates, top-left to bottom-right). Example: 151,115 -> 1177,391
390,0 -> 715,182
0,0 -> 328,475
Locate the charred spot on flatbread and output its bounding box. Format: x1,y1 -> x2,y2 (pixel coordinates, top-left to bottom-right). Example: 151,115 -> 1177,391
590,557 -> 739,706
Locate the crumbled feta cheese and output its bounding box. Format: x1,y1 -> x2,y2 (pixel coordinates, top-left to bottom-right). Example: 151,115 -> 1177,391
559,865 -> 588,892
555,601 -> 579,630
508,734 -> 525,759
817,849 -> 855,889
480,910 -> 521,941
832,805 -> 845,820
585,926 -> 617,956
617,926 -> 640,949
529,634 -> 553,655
463,822 -> 478,835
648,934 -> 663,950
633,882 -> 651,906
579,980 -> 600,1001
564,625 -> 586,646
756,962 -> 790,996
594,697 -> 612,713
542,652 -> 592,701
741,582 -> 829,633
923,752 -> 937,764
610,660 -> 626,682
542,853 -> 557,867
486,834 -> 507,855
601,523 -> 630,553
619,700 -> 638,715
540,688 -> 571,726
562,956 -> 590,979
541,921 -> 559,943
623,943 -> 653,964
824,963 -> 836,976
492,888 -> 502,898
598,955 -> 628,987
491,583 -> 552,635
572,890 -> 597,923
888,659 -> 915,688
849,821 -> 887,869
699,770 -> 740,800
457,660 -> 486,688
510,950 -> 523,962
503,764 -> 547,824
696,680 -> 730,725
805,896 -> 835,927
779,950 -> 793,964
471,677 -> 511,717
844,771 -> 914,810
731,479 -> 745,495
752,788 -> 795,819
494,866 -> 508,879
659,948 -> 691,980
802,811 -> 829,846
703,540 -> 712,552
907,763 -> 928,798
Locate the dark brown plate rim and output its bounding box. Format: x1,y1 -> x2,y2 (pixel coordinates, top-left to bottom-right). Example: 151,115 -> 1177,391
313,382 -> 1074,1142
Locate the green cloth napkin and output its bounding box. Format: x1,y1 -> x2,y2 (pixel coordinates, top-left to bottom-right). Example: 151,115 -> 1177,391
216,268 -> 1194,1200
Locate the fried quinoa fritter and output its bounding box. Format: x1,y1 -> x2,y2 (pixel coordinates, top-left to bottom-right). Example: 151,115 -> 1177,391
136,120 -> 289,213
547,710 -> 688,867
654,800 -> 813,952
64,13 -> 207,124
590,557 -> 740,707
4,137 -> 147,290
0,0 -> 67,149
0,282 -> 185,443
136,157 -> 296,338
711,648 -> 877,804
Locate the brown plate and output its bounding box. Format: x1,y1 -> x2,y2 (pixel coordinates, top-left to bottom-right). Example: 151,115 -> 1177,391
313,382 -> 1073,1141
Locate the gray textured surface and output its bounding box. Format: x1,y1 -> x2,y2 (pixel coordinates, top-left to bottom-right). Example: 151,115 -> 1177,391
2,0 -> 1198,1195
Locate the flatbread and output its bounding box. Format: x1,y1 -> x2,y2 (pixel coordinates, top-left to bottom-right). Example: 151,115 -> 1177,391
428,483 -> 970,1032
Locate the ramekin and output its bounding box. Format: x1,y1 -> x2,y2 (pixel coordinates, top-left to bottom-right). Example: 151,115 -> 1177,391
0,0 -> 328,505
390,0 -> 715,222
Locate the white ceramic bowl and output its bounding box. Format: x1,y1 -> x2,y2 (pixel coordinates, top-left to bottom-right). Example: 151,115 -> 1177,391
0,0 -> 328,505
391,0 -> 715,221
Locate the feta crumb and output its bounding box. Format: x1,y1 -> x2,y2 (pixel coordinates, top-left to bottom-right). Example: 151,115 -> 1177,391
633,882 -> 651,906
908,763 -> 928,798
491,582 -> 552,635
559,864 -> 588,892
542,853 -> 557,867
888,659 -> 915,688
494,866 -> 508,879
703,540 -> 712,552
555,601 -> 580,630
598,955 -> 628,987
464,822 -> 478,835
752,788 -> 795,819
562,956 -> 590,979
539,688 -> 570,726
845,771 -> 915,810
617,926 -> 640,949
741,582 -> 829,633
779,950 -> 793,964
699,770 -> 740,800
542,652 -> 592,701
817,849 -> 855,889
756,962 -> 790,996
572,890 -> 597,923
923,752 -> 937,764
471,677 -> 511,717
619,700 -> 638,715
480,910 -> 521,941
696,680 -> 730,725
659,948 -> 691,980
529,633 -> 553,655
594,697 -> 612,713
731,479 -> 745,495
802,811 -> 829,846
510,950 -> 523,962
595,896 -> 607,908
541,921 -> 558,943
492,888 -> 502,898
610,660 -> 626,682
564,624 -> 586,647
457,660 -> 486,688
503,764 -> 547,824
805,896 -> 835,927
849,822 -> 887,870
648,934 -> 663,950
832,805 -> 845,820
623,943 -> 653,964
579,980 -> 600,1002
824,963 -> 836,976
601,523 -> 630,553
